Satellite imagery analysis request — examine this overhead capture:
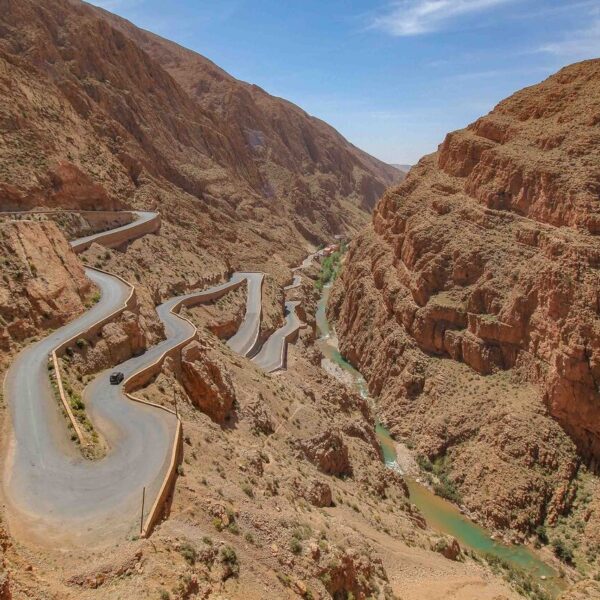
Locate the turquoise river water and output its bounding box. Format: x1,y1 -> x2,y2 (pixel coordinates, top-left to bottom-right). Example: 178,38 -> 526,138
316,283 -> 565,597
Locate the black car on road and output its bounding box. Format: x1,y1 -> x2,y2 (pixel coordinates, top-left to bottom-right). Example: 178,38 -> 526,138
110,371 -> 124,385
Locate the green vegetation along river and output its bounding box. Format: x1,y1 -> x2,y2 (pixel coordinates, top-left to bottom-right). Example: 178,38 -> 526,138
316,282 -> 566,598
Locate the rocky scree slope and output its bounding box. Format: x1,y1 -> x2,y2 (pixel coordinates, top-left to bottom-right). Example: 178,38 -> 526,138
0,0 -> 398,249
330,60 -> 600,538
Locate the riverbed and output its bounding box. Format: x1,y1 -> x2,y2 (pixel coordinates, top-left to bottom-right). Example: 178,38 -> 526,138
316,282 -> 565,597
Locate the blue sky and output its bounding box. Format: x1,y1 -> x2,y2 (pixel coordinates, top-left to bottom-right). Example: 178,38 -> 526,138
89,0 -> 600,164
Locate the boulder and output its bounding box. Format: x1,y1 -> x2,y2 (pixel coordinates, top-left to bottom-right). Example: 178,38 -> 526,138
181,340 -> 236,424
297,430 -> 352,476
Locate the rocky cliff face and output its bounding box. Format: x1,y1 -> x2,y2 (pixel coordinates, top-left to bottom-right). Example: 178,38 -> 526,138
330,60 -> 600,535
0,218 -> 92,360
0,0 -> 397,255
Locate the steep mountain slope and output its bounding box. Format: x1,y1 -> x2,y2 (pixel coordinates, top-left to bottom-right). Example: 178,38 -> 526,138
330,60 -> 600,546
93,5 -> 400,219
0,0 -> 397,252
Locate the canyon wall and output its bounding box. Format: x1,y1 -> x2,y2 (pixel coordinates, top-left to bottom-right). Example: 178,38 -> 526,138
330,60 -> 600,534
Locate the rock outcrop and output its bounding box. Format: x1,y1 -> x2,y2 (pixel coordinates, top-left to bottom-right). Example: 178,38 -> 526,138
318,547 -> 388,600
295,476 -> 333,507
297,429 -> 352,476
67,310 -> 148,375
0,571 -> 9,600
331,60 -> 600,534
181,339 -> 236,424
0,218 -> 91,359
433,537 -> 461,561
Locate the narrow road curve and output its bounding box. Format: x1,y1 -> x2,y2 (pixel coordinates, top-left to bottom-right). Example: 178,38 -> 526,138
226,272 -> 264,357
2,213 -> 262,545
70,210 -> 160,253
254,247 -> 325,373
284,274 -> 302,291
252,300 -> 302,373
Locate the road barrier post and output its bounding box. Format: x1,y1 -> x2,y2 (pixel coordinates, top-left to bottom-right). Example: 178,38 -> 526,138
140,486 -> 146,536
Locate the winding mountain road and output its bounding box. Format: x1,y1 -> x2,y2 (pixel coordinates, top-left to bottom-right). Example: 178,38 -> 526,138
227,272 -> 264,357
284,274 -> 302,291
2,210 -> 316,543
253,301 -> 302,373
2,214 -> 261,544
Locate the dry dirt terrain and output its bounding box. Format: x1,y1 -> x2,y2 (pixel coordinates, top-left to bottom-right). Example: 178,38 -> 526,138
330,59 -> 600,583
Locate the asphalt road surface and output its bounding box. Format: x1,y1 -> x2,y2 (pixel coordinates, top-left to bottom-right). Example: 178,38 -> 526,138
226,272 -> 264,357
252,301 -> 302,373
70,210 -> 158,253
284,274 -> 302,290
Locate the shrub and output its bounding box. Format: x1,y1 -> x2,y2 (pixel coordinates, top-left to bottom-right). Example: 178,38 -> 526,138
315,250 -> 344,290
228,522 -> 240,535
552,538 -> 574,564
535,525 -> 548,545
416,455 -> 433,472
433,479 -> 461,504
180,542 -> 197,565
70,395 -> 85,411
220,546 -> 239,574
75,338 -> 87,349
290,538 -> 302,555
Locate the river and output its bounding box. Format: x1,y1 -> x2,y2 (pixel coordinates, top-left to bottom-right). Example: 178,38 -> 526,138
316,282 -> 565,598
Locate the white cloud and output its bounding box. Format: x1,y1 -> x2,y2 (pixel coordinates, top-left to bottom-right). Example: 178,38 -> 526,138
371,0 -> 513,36
538,19 -> 600,59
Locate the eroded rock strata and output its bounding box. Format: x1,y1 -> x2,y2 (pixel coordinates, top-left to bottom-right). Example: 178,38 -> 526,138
331,60 -> 600,536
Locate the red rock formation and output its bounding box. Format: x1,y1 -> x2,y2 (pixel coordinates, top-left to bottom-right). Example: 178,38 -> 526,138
331,60 -> 600,533
70,311 -> 148,375
318,547 -> 388,599
181,339 -> 236,424
0,570 -> 9,600
294,477 -> 333,507
0,219 -> 91,357
297,429 -> 352,476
